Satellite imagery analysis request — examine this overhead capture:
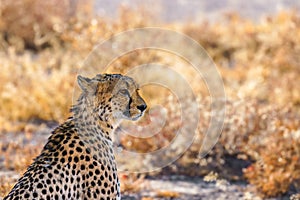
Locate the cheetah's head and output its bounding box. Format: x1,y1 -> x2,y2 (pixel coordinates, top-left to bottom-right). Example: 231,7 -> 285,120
77,74 -> 147,122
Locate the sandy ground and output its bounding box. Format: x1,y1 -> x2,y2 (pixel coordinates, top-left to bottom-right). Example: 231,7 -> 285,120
123,176 -> 250,200
0,170 -> 289,200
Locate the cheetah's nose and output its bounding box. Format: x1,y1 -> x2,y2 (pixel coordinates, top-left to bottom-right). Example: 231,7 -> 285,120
137,104 -> 147,112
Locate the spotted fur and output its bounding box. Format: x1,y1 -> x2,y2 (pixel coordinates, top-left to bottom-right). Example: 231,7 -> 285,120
4,74 -> 147,200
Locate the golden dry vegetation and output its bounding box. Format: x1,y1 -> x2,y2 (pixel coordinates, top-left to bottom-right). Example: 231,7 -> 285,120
0,0 -> 300,198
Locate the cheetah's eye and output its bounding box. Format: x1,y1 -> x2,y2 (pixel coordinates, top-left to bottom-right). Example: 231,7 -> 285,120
119,89 -> 130,97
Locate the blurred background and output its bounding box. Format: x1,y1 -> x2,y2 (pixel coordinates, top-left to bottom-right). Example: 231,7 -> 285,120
0,0 -> 300,199
94,0 -> 300,21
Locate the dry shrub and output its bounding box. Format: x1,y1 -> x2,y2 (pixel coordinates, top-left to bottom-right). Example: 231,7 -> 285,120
220,101 -> 300,197
0,49 -> 77,131
182,11 -> 300,106
0,3 -> 300,198
0,0 -> 94,50
179,14 -> 300,197
167,99 -> 300,197
0,0 -> 67,50
0,3 -> 157,132
241,106 -> 300,197
0,177 -> 15,198
119,173 -> 145,193
115,11 -> 300,197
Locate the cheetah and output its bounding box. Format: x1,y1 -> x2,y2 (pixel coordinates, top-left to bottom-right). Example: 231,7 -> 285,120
4,74 -> 147,200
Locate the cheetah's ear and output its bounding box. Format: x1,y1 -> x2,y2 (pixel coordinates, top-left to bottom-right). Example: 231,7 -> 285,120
77,75 -> 97,93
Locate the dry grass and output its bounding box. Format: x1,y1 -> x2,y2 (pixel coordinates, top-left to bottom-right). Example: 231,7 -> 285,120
0,1 -> 300,198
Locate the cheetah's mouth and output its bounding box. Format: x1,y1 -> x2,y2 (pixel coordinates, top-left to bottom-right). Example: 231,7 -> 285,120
122,110 -> 143,121
131,113 -> 143,121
